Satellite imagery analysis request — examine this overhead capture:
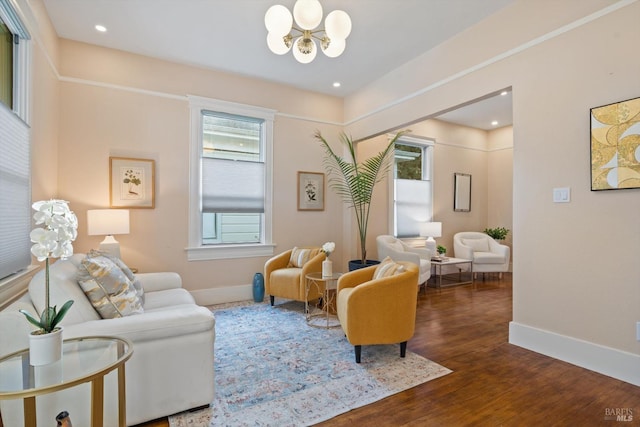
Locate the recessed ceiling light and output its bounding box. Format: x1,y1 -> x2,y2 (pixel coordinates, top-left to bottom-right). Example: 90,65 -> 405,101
491,120 -> 499,126
500,91 -> 508,96
95,25 -> 107,32
333,82 -> 341,88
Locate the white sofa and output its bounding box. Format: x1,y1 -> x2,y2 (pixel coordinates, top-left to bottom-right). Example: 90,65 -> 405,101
453,231 -> 510,277
0,254 -> 215,426
376,235 -> 432,285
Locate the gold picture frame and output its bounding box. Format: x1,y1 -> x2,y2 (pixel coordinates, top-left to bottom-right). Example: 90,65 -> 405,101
297,171 -> 324,211
590,96 -> 640,191
110,157 -> 155,208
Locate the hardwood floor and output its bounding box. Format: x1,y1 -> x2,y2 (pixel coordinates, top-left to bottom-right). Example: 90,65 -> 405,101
138,273 -> 640,426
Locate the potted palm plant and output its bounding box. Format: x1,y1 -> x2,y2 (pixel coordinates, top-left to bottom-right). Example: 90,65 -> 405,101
315,130 -> 408,270
20,199 -> 77,365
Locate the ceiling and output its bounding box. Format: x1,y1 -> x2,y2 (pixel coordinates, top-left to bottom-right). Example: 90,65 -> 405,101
41,0 -> 515,130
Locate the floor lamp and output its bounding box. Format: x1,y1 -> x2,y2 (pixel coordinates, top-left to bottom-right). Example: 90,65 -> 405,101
87,209 -> 130,259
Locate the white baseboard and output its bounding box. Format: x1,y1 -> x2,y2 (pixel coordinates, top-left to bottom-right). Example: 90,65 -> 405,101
509,321 -> 640,387
190,284 -> 254,306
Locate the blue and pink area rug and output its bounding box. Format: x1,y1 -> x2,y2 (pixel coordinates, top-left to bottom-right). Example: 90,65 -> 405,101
169,301 -> 451,427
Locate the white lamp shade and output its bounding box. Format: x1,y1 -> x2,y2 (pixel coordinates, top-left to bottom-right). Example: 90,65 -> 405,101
292,37 -> 317,63
293,0 -> 323,30
419,222 -> 442,238
321,37 -> 345,57
87,209 -> 130,236
267,32 -> 292,55
264,5 -> 292,37
325,10 -> 352,40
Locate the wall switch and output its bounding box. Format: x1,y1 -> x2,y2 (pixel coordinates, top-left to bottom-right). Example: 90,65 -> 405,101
637,322 -> 640,341
553,187 -> 570,203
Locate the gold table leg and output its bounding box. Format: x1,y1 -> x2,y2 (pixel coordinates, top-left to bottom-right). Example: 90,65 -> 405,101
23,396 -> 36,427
118,364 -> 127,426
91,376 -> 104,427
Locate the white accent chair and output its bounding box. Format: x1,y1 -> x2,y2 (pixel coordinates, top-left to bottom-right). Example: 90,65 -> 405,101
453,231 -> 510,278
0,254 -> 215,426
376,235 -> 432,285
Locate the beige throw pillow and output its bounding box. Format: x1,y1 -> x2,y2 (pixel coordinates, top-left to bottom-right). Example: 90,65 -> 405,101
78,253 -> 144,319
373,256 -> 405,280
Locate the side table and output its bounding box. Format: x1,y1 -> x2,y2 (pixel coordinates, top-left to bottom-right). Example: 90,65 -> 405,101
305,272 -> 342,328
429,257 -> 473,288
0,336 -> 133,427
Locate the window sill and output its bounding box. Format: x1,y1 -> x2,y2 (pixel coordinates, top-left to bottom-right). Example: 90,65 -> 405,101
186,243 -> 276,261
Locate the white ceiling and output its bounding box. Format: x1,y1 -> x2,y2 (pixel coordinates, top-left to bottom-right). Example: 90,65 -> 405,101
41,0 -> 515,130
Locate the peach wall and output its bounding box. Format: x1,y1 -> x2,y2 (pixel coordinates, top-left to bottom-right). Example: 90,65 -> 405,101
487,126 -> 513,250
50,40 -> 345,296
343,0 -> 640,382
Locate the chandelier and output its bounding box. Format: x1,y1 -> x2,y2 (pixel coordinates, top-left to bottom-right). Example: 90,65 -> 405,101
264,0 -> 352,64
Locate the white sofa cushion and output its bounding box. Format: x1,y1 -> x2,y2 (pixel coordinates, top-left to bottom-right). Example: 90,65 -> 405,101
474,251 -> 507,264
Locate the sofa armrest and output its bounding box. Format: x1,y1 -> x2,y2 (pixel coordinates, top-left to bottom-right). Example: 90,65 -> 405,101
406,246 -> 432,259
63,305 -> 214,343
136,272 -> 182,292
264,250 -> 292,290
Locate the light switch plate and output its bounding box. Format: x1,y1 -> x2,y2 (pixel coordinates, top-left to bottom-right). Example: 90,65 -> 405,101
553,187 -> 570,203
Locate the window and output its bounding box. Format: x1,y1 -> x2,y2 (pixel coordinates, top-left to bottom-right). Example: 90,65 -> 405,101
0,1 -> 31,281
187,96 -> 275,260
393,136 -> 434,238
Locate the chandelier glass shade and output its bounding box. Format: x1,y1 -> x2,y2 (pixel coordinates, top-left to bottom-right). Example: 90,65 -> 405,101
265,0 -> 352,64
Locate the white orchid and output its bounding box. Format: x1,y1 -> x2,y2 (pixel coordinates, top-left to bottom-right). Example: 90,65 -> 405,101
20,200 -> 77,333
321,241 -> 336,257
29,199 -> 77,262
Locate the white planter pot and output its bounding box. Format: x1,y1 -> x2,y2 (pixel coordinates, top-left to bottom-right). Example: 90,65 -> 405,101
322,259 -> 333,277
29,327 -> 63,366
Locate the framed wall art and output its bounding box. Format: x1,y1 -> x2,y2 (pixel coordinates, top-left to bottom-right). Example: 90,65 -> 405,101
110,157 -> 155,208
590,96 -> 640,191
297,171 -> 324,211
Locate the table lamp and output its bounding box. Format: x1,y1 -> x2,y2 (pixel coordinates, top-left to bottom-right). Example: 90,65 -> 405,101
87,209 -> 130,258
419,221 -> 442,254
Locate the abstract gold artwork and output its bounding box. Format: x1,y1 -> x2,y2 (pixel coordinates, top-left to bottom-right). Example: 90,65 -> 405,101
591,97 -> 640,190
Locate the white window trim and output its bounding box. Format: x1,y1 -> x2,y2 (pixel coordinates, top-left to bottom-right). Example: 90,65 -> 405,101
387,134 -> 435,236
186,95 -> 276,260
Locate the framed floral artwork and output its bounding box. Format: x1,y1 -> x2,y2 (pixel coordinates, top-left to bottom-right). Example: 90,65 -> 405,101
110,157 -> 155,208
297,171 -> 324,211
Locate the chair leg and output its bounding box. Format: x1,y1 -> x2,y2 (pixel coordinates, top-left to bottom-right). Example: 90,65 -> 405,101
499,272 -> 503,279
354,345 -> 361,363
270,295 -> 274,306
400,341 -> 407,358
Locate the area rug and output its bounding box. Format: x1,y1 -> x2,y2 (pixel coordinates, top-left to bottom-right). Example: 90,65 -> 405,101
169,301 -> 452,427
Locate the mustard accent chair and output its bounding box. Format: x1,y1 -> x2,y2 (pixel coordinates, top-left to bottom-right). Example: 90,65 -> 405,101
264,247 -> 326,306
336,261 -> 419,363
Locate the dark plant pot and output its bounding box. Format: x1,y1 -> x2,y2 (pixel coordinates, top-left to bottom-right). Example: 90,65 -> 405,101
348,259 -> 380,271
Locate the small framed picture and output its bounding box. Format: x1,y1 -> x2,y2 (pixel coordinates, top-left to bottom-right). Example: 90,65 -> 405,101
297,171 -> 324,211
110,157 -> 155,208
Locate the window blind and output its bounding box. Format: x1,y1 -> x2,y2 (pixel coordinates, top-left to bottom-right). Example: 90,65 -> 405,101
202,158 -> 265,213
395,178 -> 432,238
0,102 -> 31,279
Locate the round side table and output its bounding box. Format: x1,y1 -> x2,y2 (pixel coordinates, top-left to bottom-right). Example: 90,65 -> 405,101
0,335 -> 133,427
305,272 -> 342,328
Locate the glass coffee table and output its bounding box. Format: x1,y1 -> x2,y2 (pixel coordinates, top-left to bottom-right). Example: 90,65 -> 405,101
0,335 -> 133,427
429,257 -> 473,288
305,272 -> 342,328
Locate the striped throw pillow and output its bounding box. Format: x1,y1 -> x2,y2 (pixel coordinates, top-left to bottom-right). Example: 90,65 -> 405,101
288,247 -> 321,268
373,256 -> 405,280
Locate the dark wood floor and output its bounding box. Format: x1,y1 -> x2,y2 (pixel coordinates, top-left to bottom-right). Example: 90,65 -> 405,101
138,273 -> 640,426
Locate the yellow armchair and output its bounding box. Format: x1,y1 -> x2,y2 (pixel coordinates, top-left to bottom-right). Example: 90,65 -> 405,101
337,261 -> 419,363
264,247 -> 326,306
